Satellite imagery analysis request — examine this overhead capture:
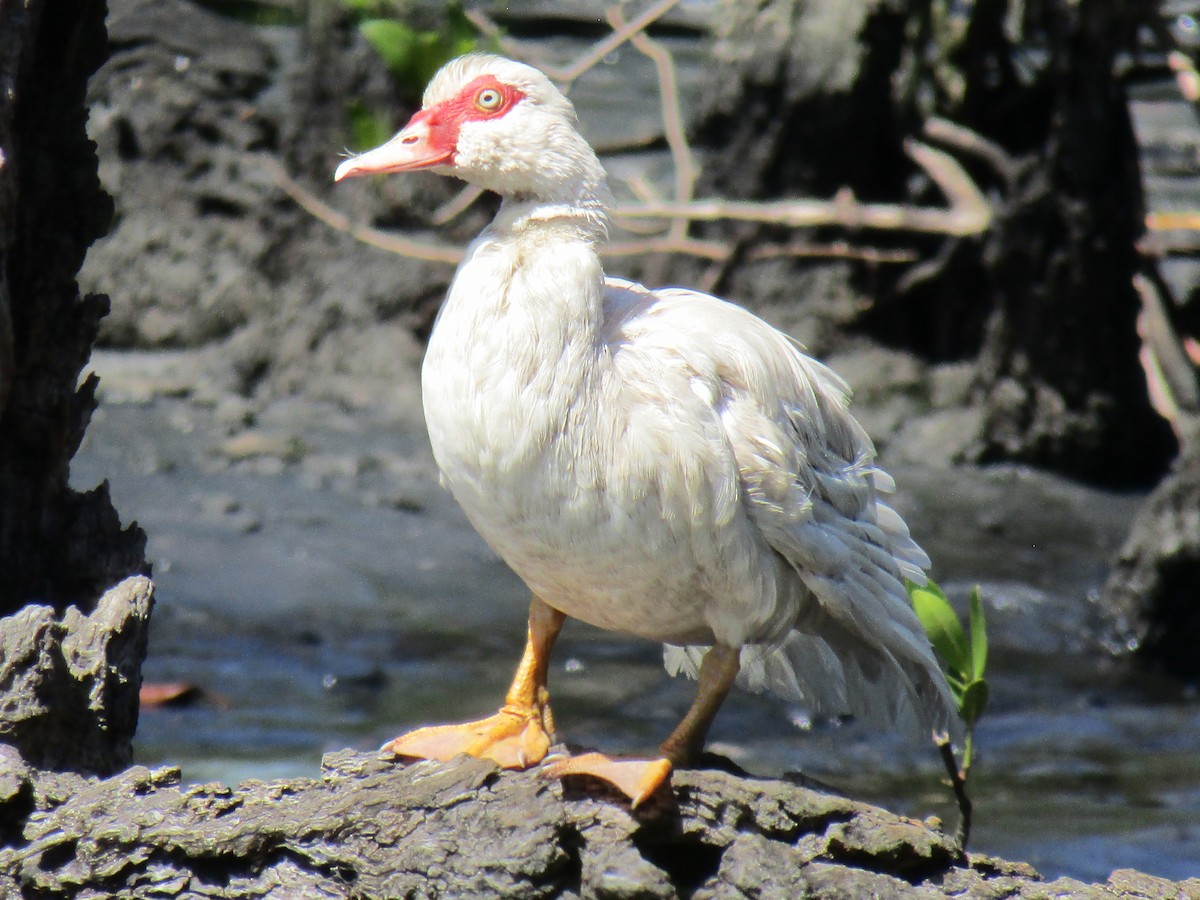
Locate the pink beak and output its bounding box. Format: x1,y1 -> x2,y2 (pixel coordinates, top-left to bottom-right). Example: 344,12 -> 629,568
333,111 -> 453,182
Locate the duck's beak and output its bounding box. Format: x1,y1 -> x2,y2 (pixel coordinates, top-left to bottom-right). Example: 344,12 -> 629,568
333,110 -> 453,181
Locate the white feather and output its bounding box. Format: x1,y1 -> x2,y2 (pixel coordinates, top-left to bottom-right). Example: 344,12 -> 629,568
400,54 -> 961,746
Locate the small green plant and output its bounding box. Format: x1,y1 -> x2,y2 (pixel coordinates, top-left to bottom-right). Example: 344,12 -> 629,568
908,578 -> 988,774
908,578 -> 988,849
340,2 -> 488,152
353,3 -> 483,94
345,99 -> 397,154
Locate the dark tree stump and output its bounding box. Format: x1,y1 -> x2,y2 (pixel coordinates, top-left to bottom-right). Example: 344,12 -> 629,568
0,0 -> 148,612
685,0 -> 1174,486
1099,441 -> 1200,681
0,0 -> 149,774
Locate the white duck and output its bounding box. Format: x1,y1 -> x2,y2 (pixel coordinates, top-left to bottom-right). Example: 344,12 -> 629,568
335,53 -> 959,805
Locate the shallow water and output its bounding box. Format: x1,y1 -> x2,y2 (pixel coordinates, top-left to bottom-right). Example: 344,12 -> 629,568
68,350 -> 1200,885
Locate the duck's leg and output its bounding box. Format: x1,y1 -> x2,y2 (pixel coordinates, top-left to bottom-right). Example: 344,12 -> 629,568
383,595 -> 565,769
546,643 -> 741,807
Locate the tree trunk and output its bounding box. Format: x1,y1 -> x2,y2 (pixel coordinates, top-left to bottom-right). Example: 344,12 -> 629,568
0,0 -> 148,611
0,0 -> 150,774
686,0 -> 1174,486
1100,450 -> 1200,680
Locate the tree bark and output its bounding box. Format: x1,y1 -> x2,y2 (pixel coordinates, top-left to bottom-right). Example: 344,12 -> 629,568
0,0 -> 150,774
0,577 -> 152,775
1,745 -> 1195,899
686,0 -> 1174,487
0,0 -> 148,612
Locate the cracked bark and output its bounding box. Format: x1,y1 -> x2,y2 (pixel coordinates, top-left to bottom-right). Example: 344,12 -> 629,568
1,747 -> 1196,898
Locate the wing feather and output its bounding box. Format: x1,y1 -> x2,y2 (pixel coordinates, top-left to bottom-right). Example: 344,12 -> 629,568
618,278 -> 959,740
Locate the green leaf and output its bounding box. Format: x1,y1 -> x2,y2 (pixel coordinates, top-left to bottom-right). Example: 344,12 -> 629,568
968,585 -> 988,680
959,678 -> 989,728
909,580 -> 971,678
345,99 -> 395,152
360,19 -> 418,76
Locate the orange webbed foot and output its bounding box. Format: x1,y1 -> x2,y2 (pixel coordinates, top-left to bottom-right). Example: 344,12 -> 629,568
382,704 -> 553,770
544,751 -> 674,808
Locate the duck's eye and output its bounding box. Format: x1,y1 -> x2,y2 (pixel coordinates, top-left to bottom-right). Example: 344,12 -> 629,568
476,88 -> 504,111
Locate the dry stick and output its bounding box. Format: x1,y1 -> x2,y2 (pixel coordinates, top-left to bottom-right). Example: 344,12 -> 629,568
430,184 -> 485,226
607,4 -> 698,243
613,139 -> 991,237
272,156 -> 912,266
922,117 -> 1017,184
935,732 -> 972,852
275,138 -> 986,266
266,158 -> 461,265
463,0 -> 682,88
1133,272 -> 1200,451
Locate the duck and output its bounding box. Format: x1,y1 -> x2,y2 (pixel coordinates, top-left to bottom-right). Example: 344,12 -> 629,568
334,53 -> 960,806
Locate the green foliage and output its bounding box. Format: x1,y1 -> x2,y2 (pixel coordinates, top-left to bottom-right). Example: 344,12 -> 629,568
354,3 -> 483,94
908,579 -> 989,776
345,99 -> 396,153
340,2 -> 487,152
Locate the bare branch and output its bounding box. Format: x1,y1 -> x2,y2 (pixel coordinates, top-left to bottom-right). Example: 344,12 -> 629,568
465,0 -> 683,87
612,139 -> 991,237
1134,272 -> 1200,451
430,184 -> 485,226
266,158 -> 461,265
607,3 -> 699,242
923,117 -> 1017,184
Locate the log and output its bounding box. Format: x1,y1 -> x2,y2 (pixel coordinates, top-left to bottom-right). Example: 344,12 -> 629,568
2,743 -> 1195,899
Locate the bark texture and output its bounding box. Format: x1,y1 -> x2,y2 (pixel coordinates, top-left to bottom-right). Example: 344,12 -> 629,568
0,0 -> 150,775
0,0 -> 148,612
1100,446 -> 1200,680
0,577 -> 152,776
1,747 -> 1195,899
686,0 -> 1174,486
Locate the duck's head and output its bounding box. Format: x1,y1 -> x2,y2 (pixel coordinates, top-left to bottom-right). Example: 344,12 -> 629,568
334,53 -> 606,205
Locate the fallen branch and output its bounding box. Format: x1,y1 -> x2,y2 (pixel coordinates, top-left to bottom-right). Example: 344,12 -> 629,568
293,2 -> 990,266
612,139 -> 990,237
266,157 -> 462,265
467,0 -> 683,88
607,3 -> 698,243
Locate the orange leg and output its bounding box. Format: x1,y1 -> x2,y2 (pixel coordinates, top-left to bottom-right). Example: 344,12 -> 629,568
546,643 -> 741,807
383,595 -> 565,769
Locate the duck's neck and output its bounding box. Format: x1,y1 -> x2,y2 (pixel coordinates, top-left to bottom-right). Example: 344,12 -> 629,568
489,146 -> 612,244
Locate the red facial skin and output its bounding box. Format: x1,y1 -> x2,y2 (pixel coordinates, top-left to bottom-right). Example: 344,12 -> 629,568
334,74 -> 527,180
408,75 -> 526,166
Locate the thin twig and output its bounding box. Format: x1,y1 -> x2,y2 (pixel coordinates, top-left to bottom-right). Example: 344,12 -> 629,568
923,117 -> 1017,184
607,3 -> 698,242
466,0 -> 682,87
1134,271 -> 1200,452
612,139 -> 991,237
1146,211 -> 1200,232
935,732 -> 971,852
266,158 -> 461,265
604,237 -> 729,260
549,0 -> 682,86
430,184 -> 485,225
748,241 -> 917,264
